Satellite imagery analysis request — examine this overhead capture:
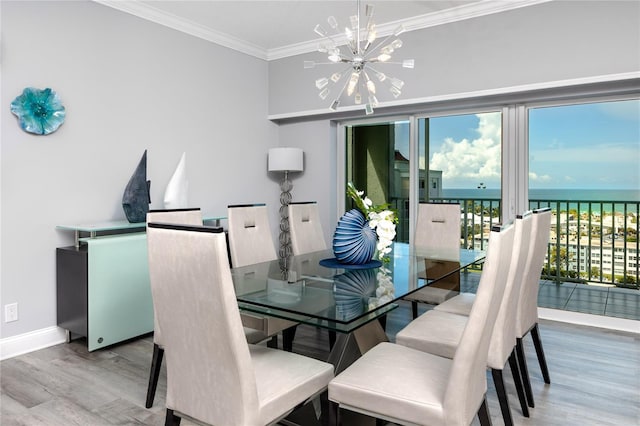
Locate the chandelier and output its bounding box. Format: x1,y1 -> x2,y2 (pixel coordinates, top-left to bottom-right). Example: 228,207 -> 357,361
305,0 -> 414,115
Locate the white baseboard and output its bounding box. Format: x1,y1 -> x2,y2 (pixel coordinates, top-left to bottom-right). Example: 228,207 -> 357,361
0,326 -> 67,361
539,308 -> 640,334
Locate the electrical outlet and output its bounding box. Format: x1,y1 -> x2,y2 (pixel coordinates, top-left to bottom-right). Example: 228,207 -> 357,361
5,303 -> 18,323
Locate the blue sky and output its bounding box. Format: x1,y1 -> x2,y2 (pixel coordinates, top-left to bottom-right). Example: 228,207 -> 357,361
398,99 -> 640,191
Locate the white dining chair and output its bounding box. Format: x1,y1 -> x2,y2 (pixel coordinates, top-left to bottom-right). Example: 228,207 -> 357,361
434,208 -> 553,409
404,202 -> 462,318
398,212 -> 533,425
328,223 -> 515,426
144,208 -> 268,408
515,207 -> 552,408
227,204 -> 299,351
288,201 -> 327,256
147,222 -> 334,426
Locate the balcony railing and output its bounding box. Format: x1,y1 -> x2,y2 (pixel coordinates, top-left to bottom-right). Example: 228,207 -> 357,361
391,197 -> 640,290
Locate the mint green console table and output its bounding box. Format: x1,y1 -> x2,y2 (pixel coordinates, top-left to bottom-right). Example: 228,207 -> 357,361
56,217 -> 224,351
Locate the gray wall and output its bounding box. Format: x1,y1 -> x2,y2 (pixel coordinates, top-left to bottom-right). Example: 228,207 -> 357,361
1,1 -> 279,339
269,1 -> 640,116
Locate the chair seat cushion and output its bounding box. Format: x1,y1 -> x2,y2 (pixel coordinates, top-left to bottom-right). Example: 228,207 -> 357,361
249,345 -> 334,425
433,292 -> 476,316
403,286 -> 457,305
329,342 -> 453,426
395,310 -> 468,359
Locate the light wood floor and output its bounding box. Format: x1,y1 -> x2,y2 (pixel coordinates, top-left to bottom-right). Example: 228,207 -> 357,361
2,301 -> 639,426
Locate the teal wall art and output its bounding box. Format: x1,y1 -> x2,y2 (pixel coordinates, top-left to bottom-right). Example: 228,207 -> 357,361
10,87 -> 66,135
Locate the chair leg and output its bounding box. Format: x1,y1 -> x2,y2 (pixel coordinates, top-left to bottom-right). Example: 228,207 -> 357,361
328,330 -> 336,350
411,300 -> 419,319
283,325 -> 297,352
531,323 -> 551,384
508,349 -> 530,417
516,337 -> 535,408
331,401 -> 340,426
477,395 -> 493,426
165,409 -> 181,425
491,368 -> 514,426
145,343 -> 164,408
267,335 -> 278,349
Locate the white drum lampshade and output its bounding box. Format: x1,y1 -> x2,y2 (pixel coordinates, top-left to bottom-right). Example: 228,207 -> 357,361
268,148 -> 304,172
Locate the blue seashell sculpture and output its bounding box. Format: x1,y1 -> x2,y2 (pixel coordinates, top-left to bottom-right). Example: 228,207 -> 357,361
122,150 -> 151,223
332,209 -> 377,265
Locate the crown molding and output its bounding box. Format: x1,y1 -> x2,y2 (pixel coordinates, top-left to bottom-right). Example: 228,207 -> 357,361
93,0 -> 268,60
94,0 -> 552,62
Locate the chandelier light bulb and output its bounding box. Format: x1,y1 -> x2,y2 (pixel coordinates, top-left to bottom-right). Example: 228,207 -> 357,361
349,15 -> 358,30
402,59 -> 415,69
391,39 -> 403,49
390,86 -> 401,98
347,71 -> 360,96
377,53 -> 391,62
319,87 -> 330,100
366,79 -> 376,94
390,78 -> 405,90
367,26 -> 377,43
355,92 -> 362,104
364,72 -> 376,95
368,94 -> 379,107
314,24 -> 327,37
315,77 -> 329,90
331,72 -> 342,82
327,16 -> 338,29
345,27 -> 354,41
376,71 -> 386,82
365,103 -> 374,115
366,4 -> 374,17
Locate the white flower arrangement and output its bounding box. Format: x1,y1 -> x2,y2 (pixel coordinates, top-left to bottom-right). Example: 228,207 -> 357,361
368,267 -> 395,309
347,182 -> 398,262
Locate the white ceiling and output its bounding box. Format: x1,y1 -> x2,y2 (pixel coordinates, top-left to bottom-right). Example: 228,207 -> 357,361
96,0 -> 551,60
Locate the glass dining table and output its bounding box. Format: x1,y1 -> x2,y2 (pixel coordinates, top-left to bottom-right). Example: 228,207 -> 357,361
231,242 -> 485,373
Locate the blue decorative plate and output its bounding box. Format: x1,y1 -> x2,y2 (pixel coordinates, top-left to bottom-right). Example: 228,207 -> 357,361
319,258 -> 382,269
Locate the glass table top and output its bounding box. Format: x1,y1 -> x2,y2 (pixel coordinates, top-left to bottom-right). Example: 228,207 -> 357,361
231,242 -> 485,333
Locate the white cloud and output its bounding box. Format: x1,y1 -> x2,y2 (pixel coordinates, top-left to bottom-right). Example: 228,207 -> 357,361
430,113 -> 502,182
529,172 -> 551,182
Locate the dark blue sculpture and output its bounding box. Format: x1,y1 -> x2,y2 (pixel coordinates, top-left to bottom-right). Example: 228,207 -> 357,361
122,150 -> 151,223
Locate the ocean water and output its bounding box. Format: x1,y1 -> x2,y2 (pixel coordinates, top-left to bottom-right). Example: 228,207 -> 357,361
440,188 -> 640,213
441,188 -> 639,201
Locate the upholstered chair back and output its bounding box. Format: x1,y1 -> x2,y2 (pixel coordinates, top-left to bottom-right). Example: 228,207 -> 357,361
288,202 -> 327,255
146,208 -> 203,346
227,204 -> 277,268
486,211 -> 533,369
443,222 -> 515,425
516,208 -> 552,338
147,223 -> 261,425
415,203 -> 461,250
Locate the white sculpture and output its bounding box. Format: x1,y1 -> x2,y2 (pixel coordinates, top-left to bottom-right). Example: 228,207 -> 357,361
163,152 -> 188,209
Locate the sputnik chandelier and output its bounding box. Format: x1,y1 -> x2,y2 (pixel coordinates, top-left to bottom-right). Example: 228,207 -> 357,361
305,0 -> 414,115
